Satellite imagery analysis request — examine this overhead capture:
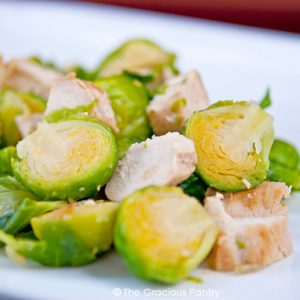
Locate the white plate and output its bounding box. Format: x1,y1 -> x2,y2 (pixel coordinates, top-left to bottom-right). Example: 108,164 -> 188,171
0,1 -> 299,300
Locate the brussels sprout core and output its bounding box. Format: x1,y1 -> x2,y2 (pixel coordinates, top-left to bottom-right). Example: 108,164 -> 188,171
114,186 -> 219,283
185,101 -> 274,192
12,116 -> 117,200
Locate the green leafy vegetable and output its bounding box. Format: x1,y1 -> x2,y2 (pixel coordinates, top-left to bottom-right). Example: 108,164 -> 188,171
3,198 -> 65,234
0,146 -> 17,176
259,88 -> 271,109
179,174 -> 207,202
268,139 -> 300,190
0,176 -> 38,228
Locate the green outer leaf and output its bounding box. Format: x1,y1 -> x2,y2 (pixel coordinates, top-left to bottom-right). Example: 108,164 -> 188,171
269,139 -> 299,170
0,146 -> 17,176
43,101 -> 96,123
0,226 -> 96,267
95,75 -> 151,158
3,198 -> 66,234
268,162 -> 300,190
0,176 -> 38,229
12,116 -> 117,200
259,88 -> 271,109
179,174 -> 207,202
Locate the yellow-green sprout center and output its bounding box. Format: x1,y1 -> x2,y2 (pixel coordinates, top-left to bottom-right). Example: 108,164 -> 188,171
17,121 -> 103,179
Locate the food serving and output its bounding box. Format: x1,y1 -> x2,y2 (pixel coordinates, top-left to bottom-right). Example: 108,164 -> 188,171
0,39 -> 299,283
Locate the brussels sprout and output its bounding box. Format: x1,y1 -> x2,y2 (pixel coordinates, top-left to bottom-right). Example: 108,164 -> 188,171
184,101 -> 274,192
114,186 -> 219,284
0,146 -> 17,176
97,39 -> 175,78
0,90 -> 46,146
12,116 -> 117,200
3,197 -> 66,234
268,139 -> 300,190
179,174 -> 207,202
95,75 -> 151,157
0,200 -> 118,266
0,176 -> 38,228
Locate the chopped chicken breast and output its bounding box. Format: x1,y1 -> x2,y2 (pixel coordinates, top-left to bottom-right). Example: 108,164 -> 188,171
204,181 -> 293,272
105,132 -> 198,201
45,73 -> 119,132
15,113 -> 43,138
147,70 -> 209,135
2,59 -> 61,98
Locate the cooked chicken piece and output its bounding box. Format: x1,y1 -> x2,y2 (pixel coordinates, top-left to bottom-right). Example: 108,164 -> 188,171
105,132 -> 197,201
15,113 -> 43,138
45,73 -> 119,132
2,59 -> 61,98
146,70 -> 209,135
204,181 -> 293,272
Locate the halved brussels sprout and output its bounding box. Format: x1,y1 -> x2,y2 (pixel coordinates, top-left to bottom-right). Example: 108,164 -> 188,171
97,39 -> 175,78
114,186 -> 219,284
0,146 -> 17,176
184,101 -> 274,192
95,75 -> 151,157
12,115 -> 117,200
0,200 -> 118,266
268,139 -> 300,190
0,90 -> 46,146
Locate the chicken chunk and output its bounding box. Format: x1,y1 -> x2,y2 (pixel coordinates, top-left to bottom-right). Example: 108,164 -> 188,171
204,181 -> 293,272
45,73 -> 119,132
2,59 -> 61,98
105,132 -> 198,201
146,70 -> 209,135
15,113 -> 43,138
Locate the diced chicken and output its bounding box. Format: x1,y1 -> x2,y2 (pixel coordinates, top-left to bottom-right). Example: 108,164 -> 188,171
146,70 -> 209,135
15,113 -> 43,138
105,132 -> 198,201
204,181 -> 293,272
2,59 -> 61,98
45,73 -> 119,133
